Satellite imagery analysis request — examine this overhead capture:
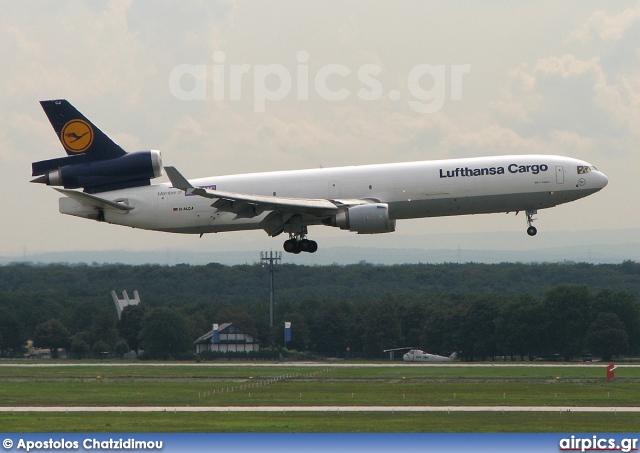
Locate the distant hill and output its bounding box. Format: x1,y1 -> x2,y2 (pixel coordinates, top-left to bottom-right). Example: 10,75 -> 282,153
4,228 -> 638,266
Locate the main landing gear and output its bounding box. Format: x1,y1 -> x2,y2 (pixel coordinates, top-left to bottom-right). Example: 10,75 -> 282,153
526,209 -> 537,236
283,235 -> 318,254
282,216 -> 318,254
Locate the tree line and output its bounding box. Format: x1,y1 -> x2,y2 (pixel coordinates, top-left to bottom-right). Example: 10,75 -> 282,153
0,262 -> 639,360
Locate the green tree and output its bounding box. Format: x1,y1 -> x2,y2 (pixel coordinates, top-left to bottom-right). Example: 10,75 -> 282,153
92,340 -> 111,358
457,297 -> 502,360
540,285 -> 592,360
362,299 -> 401,357
422,300 -> 456,355
114,339 -> 130,358
33,318 -> 71,358
139,307 -> 192,359
186,313 -> 211,342
309,300 -> 354,356
592,290 -> 640,354
69,336 -> 90,359
90,306 -> 118,348
585,313 -> 629,361
118,304 -> 147,355
495,295 -> 543,360
0,307 -> 26,356
400,300 -> 427,348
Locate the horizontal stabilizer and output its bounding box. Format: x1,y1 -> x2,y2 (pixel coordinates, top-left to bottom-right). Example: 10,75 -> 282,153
54,188 -> 133,212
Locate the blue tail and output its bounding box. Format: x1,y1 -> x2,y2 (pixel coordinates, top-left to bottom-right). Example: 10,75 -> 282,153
32,100 -> 162,194
40,99 -> 127,159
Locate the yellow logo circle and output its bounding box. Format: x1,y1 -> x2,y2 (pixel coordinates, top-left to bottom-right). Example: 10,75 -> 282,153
60,119 -> 94,153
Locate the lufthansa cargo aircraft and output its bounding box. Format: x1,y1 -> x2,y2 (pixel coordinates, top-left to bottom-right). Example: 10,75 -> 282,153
31,100 -> 608,254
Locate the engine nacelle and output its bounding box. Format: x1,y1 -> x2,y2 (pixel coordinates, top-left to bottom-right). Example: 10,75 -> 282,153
35,150 -> 162,193
331,203 -> 396,234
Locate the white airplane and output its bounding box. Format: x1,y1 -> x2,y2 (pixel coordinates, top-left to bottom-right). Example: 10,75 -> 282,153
31,100 -> 608,254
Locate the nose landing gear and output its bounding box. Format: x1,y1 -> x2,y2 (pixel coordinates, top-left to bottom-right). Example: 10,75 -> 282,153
526,209 -> 537,236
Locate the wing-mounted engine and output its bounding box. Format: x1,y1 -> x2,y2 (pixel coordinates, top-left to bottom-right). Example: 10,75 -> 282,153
32,150 -> 163,194
329,203 -> 396,234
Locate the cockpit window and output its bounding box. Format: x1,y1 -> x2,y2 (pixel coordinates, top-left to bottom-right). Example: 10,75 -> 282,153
577,166 -> 591,174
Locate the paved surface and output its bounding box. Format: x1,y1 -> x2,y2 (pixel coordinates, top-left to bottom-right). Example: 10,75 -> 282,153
1,362 -> 637,368
2,406 -> 639,412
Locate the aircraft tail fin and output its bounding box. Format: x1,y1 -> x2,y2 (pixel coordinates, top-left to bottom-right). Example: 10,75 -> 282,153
31,100 -> 162,194
32,99 -> 128,179
39,99 -> 127,160
449,351 -> 458,359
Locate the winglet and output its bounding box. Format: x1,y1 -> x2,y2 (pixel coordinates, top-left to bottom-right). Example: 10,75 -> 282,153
164,166 -> 194,191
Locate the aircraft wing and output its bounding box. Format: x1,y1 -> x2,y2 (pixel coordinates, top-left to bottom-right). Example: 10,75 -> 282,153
54,188 -> 134,212
164,166 -> 367,218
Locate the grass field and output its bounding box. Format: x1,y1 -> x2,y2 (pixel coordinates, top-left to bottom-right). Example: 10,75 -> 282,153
2,411 -> 639,433
1,361 -> 639,432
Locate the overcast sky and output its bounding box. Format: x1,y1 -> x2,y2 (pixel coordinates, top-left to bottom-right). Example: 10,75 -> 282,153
2,1 -> 639,260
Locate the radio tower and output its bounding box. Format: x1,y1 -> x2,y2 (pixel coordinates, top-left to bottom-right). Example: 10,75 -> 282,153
260,251 -> 282,328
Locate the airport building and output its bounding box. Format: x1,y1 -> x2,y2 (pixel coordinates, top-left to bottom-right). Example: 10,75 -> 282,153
193,323 -> 260,354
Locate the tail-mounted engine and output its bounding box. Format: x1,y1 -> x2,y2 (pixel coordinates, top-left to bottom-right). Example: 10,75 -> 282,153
31,150 -> 163,194
329,203 -> 396,234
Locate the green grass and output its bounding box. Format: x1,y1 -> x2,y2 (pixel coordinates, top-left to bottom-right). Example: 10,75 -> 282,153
0,364 -> 324,379
1,362 -> 639,432
1,411 -> 639,433
0,362 -> 635,380
1,379 -> 638,407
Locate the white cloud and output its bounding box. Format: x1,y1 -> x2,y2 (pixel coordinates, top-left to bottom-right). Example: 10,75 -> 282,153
571,3 -> 640,42
534,54 -> 600,79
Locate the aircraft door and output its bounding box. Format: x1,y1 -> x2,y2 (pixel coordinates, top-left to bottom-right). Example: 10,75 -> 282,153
555,165 -> 564,184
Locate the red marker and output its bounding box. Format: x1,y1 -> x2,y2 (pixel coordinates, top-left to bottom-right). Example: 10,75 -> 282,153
606,363 -> 617,381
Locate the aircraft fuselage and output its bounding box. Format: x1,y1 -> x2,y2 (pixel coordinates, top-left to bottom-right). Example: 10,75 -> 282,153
60,154 -> 607,235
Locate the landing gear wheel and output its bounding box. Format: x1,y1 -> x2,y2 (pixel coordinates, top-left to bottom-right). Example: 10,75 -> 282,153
283,237 -> 318,254
283,239 -> 300,254
299,239 -> 311,252
527,226 -> 537,236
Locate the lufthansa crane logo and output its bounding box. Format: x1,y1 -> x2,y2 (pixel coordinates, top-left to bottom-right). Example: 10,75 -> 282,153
60,119 -> 94,153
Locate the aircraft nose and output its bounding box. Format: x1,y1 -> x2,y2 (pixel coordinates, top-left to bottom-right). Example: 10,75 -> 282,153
595,171 -> 608,189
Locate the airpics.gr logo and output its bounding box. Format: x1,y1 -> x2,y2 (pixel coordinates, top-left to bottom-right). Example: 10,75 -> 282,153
60,119 -> 94,153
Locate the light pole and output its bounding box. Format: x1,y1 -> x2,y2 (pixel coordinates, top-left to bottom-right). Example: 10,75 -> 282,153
260,251 -> 282,328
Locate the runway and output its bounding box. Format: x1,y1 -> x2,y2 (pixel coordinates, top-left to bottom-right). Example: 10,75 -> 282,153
2,406 -> 639,412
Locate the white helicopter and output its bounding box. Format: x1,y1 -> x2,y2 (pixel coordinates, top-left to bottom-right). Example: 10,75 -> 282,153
384,347 -> 459,362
